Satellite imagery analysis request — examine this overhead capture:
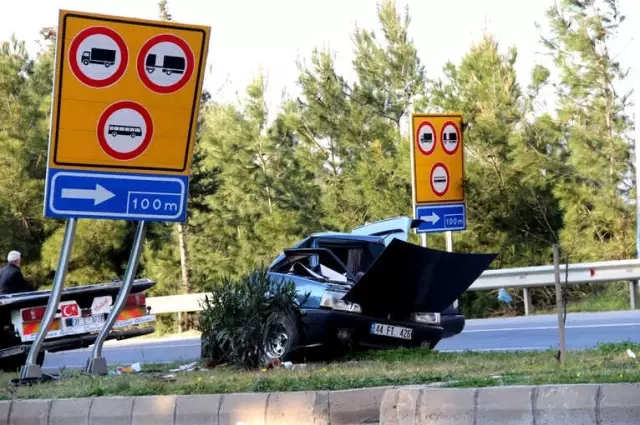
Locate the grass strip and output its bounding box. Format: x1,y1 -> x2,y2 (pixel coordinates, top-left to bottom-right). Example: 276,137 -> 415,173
2,341 -> 640,400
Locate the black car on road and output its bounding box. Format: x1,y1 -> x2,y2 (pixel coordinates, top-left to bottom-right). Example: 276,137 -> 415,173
259,216 -> 496,361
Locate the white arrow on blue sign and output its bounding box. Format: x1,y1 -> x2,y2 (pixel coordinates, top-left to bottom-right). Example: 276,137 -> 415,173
415,203 -> 466,234
45,169 -> 188,222
61,184 -> 115,206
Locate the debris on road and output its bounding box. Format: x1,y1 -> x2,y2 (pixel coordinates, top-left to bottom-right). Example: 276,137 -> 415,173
157,374 -> 177,382
170,361 -> 198,373
116,362 -> 142,374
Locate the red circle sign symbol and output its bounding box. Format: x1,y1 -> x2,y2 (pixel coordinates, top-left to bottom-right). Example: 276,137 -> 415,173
137,34 -> 195,94
97,101 -> 154,161
416,121 -> 436,156
430,162 -> 450,196
440,121 -> 460,155
68,26 -> 128,88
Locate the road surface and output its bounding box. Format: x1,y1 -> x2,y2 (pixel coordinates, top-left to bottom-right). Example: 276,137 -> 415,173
42,310 -> 640,371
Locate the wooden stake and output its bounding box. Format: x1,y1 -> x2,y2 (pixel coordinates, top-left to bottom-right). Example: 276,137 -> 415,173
553,243 -> 566,365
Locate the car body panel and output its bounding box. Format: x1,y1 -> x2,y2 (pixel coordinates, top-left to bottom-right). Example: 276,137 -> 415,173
268,271 -> 331,309
342,238 -> 498,314
300,308 -> 444,350
350,216 -> 423,245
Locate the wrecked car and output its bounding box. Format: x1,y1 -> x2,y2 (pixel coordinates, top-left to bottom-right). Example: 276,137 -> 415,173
261,216 -> 497,361
0,278 -> 157,371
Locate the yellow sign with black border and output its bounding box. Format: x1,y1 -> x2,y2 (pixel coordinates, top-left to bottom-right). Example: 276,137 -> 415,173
48,10 -> 211,175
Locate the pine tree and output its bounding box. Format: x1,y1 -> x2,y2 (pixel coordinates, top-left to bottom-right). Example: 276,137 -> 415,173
540,0 -> 634,261
0,35 -> 57,286
188,74 -> 323,281
294,0 -> 425,230
427,34 -> 562,267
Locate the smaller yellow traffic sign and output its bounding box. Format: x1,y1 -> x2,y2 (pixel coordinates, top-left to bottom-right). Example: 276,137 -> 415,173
411,113 -> 465,205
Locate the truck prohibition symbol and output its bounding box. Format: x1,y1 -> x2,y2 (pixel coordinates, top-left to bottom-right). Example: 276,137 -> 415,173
145,54 -> 185,75
81,48 -> 116,67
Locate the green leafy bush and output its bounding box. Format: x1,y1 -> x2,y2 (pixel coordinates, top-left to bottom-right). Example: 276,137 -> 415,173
198,265 -> 303,369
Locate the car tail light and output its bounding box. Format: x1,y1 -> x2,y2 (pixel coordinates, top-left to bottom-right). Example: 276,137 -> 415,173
21,306 -> 46,322
126,293 -> 146,307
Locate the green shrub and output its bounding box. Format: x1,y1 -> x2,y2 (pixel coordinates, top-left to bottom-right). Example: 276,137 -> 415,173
198,265 -> 303,370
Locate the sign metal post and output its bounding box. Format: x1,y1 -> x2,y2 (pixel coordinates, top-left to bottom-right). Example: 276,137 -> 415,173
86,221 -> 147,374
24,9 -> 210,377
20,218 -> 78,379
410,113 -> 466,308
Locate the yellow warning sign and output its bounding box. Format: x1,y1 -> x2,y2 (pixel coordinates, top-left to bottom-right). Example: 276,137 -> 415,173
411,113 -> 465,204
48,10 -> 211,175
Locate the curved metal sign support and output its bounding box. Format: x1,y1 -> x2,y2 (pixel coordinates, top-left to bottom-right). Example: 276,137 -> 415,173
85,220 -> 147,375
20,218 -> 78,379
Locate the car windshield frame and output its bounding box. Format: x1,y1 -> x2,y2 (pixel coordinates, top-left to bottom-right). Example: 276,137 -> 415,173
271,247 -> 358,284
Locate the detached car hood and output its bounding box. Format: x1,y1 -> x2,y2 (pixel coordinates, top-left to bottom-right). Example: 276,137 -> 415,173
342,238 -> 497,314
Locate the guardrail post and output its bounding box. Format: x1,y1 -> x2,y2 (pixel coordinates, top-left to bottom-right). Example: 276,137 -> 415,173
85,221 -> 147,375
522,287 -> 532,315
20,218 -> 77,380
629,281 -> 639,310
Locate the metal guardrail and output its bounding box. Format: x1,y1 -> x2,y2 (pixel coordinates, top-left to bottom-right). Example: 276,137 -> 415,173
470,258 -> 640,290
146,293 -> 207,314
146,258 -> 640,316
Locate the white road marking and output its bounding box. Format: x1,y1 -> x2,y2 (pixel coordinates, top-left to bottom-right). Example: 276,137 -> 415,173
463,322 -> 640,333
439,346 -> 549,352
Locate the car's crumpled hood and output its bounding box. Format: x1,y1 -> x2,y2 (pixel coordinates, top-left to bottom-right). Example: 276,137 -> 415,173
342,238 -> 497,314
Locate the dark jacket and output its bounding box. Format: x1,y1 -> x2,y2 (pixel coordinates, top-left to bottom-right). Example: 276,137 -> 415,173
0,263 -> 35,295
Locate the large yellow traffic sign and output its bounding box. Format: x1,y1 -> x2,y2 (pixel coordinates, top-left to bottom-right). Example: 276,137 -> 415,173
48,10 -> 210,175
43,10 -> 210,223
411,113 -> 465,205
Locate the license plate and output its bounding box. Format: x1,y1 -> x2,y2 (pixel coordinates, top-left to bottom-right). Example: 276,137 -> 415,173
65,314 -> 105,328
370,322 -> 413,340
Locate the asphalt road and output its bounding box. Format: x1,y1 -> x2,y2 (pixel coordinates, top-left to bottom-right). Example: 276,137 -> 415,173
42,310 -> 640,371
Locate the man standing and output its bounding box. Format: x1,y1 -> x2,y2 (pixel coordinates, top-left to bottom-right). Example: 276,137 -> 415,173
0,251 -> 35,295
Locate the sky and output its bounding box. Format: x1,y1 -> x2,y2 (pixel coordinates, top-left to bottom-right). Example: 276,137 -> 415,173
1,0 -> 637,120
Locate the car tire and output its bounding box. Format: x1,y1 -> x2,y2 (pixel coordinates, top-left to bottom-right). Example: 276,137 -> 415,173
262,312 -> 301,363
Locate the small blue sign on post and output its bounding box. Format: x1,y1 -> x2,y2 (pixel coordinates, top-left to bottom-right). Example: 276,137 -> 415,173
45,169 -> 188,222
415,203 -> 466,234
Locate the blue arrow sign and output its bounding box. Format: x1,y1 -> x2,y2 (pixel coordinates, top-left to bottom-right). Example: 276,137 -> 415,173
44,169 -> 188,222
415,203 -> 466,234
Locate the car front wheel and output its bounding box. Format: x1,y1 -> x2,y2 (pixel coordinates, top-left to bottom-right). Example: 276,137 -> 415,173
262,313 -> 300,363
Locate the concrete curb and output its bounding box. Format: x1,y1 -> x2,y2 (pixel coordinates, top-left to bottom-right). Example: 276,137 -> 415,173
0,385 -> 392,425
2,383 -> 640,424
380,383 -> 640,424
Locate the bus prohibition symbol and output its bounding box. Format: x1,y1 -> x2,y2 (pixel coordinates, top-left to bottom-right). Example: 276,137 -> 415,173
96,101 -> 154,161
